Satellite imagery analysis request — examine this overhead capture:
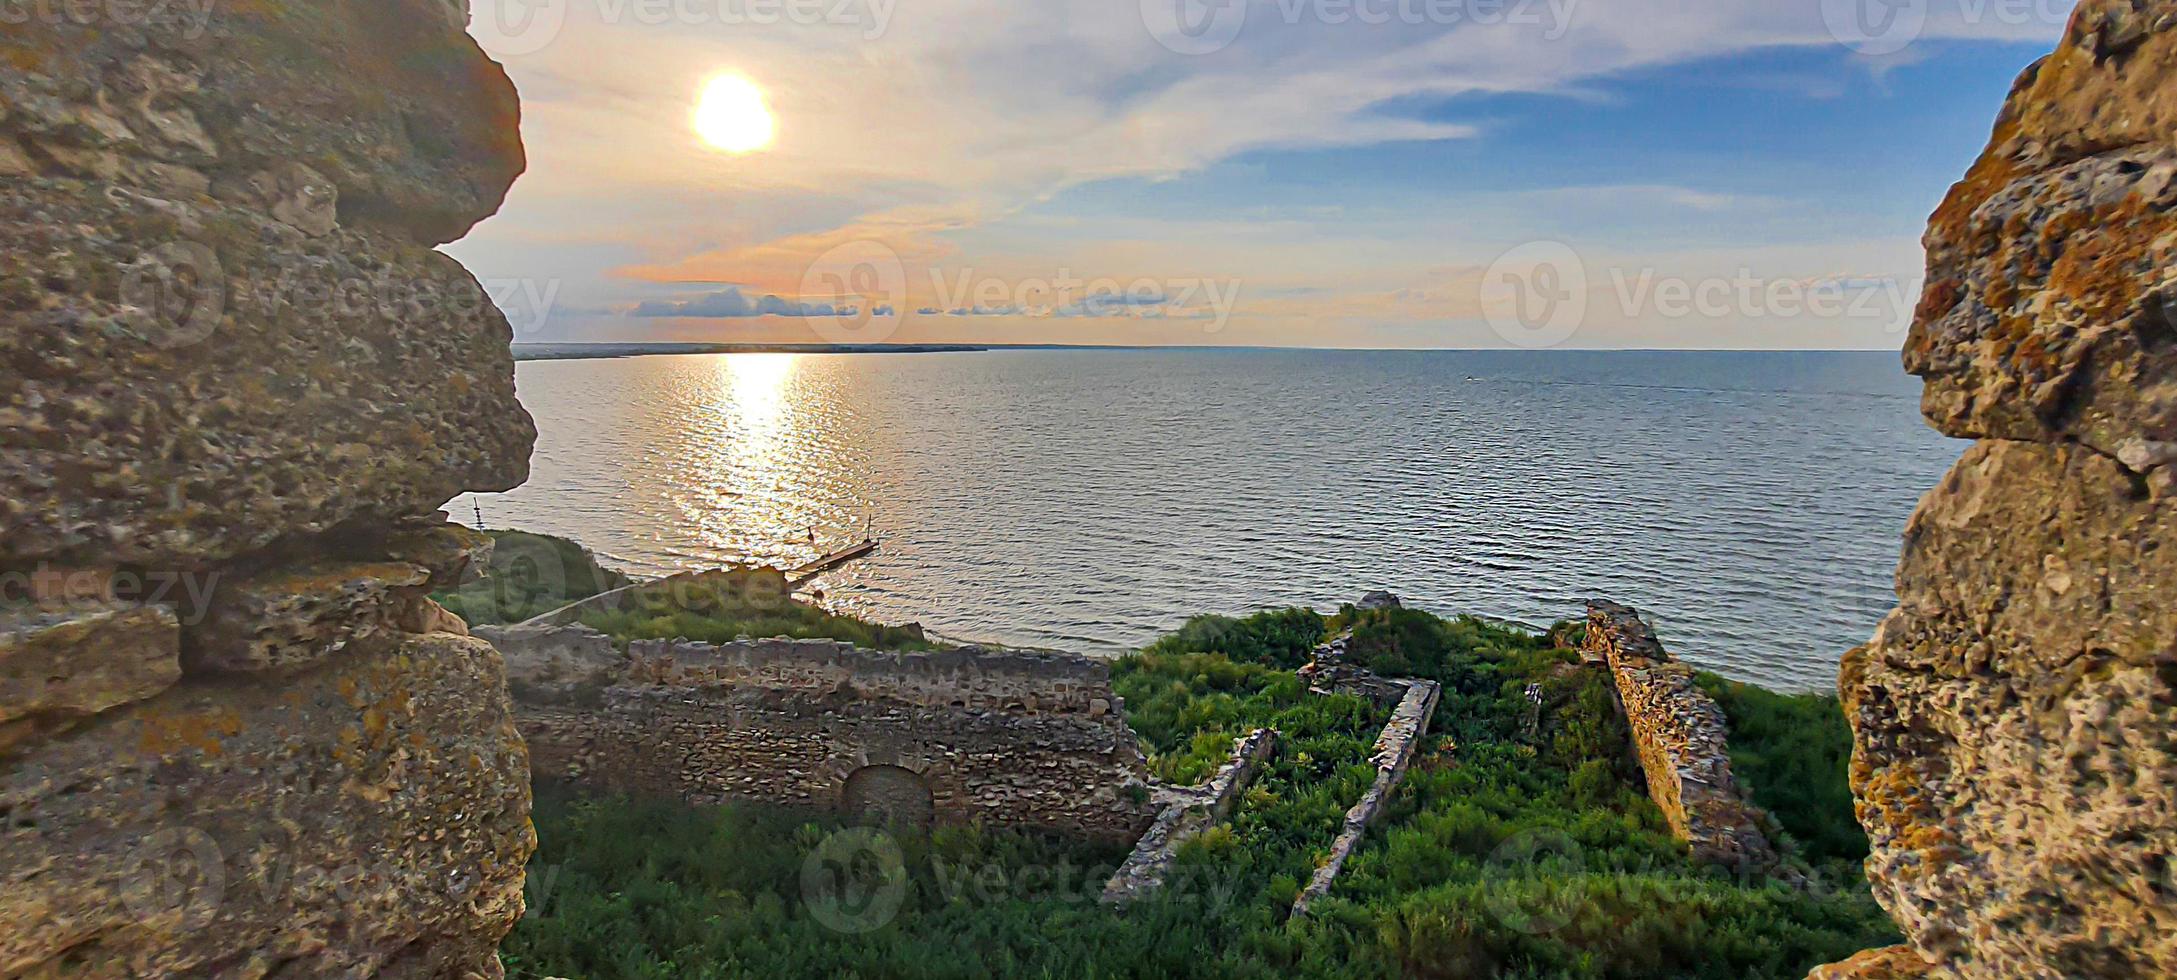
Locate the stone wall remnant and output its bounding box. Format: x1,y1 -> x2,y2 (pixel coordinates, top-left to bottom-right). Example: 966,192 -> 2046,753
1290,674 -> 1440,918
1583,601 -> 1791,877
491,627 -> 1162,841
1102,728 -> 1280,905
1,2 -> 538,975
1818,2 -> 2177,976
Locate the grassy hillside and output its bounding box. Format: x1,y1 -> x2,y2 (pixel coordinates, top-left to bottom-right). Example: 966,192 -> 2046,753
435,529 -> 632,626
502,603 -> 1896,979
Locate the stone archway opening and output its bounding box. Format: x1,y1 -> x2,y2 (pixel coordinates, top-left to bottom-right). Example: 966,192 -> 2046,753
841,764 -> 935,829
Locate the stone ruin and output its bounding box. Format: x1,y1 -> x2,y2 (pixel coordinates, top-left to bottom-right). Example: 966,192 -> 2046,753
1581,601 -> 1792,880
1,2 -> 537,976
485,624 -> 1163,842
1817,1 -> 2177,975
1287,626 -> 1443,916
1101,728 -> 1280,905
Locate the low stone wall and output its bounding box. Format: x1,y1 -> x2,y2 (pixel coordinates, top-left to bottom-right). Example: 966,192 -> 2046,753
486,626 -> 1159,842
1582,600 -> 1788,876
1102,728 -> 1279,904
1291,675 -> 1441,918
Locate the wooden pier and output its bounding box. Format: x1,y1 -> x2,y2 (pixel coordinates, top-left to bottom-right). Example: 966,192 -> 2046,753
786,538 -> 880,587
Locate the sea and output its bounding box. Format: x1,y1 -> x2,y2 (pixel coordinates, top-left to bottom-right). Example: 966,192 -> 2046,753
454,348 -> 1962,692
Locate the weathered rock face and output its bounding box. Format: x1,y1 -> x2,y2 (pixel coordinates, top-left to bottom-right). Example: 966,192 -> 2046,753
0,632 -> 534,978
2,2 -> 538,976
0,3 -> 534,570
1832,3 -> 2177,976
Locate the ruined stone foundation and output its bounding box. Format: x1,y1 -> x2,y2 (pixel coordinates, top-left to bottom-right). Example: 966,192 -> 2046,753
1817,1 -> 2177,976
491,626 -> 1163,842
1,2 -> 539,975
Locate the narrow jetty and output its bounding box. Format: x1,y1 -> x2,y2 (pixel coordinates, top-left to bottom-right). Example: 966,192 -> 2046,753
787,538 -> 880,587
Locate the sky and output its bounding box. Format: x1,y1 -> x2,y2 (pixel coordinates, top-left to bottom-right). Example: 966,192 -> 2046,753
450,0 -> 2076,349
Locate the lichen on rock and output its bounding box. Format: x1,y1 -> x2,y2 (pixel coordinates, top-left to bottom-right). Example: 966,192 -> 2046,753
1826,2 -> 2177,976
0,1 -> 539,975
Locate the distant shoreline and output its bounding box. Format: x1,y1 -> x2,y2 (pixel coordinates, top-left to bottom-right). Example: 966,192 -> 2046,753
515,343 -> 1907,362
514,342 -> 992,361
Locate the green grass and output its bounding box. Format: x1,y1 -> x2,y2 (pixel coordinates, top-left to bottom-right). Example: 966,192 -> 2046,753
434,529 -> 632,626
573,567 -> 946,651
503,605 -> 1898,979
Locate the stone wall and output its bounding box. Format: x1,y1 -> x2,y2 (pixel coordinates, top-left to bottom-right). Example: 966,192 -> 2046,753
1583,601 -> 1789,876
1,3 -> 536,975
1822,2 -> 2177,975
1102,728 -> 1279,904
492,627 -> 1161,842
1290,674 -> 1441,918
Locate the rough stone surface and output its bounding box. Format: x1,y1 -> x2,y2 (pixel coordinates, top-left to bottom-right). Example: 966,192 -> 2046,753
1103,728 -> 1278,904
187,561 -> 433,673
0,178 -> 535,569
0,3 -> 524,246
1842,441 -> 2177,976
1,3 -> 538,975
1907,0 -> 2177,460
1824,4 -> 2177,977
0,632 -> 532,979
1584,601 -> 1792,877
492,628 -> 1163,841
1807,945 -> 1936,980
0,604 -> 180,746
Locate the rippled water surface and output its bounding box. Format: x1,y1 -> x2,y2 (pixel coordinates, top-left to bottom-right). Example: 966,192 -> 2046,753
457,349 -> 1961,691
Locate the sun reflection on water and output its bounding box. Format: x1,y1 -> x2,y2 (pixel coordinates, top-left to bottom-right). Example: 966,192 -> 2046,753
671,353 -> 811,566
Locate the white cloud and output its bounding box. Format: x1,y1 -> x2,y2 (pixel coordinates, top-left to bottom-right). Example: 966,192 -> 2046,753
451,0 -> 2066,345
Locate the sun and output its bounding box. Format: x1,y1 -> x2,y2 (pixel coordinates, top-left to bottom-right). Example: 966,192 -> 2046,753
694,75 -> 776,154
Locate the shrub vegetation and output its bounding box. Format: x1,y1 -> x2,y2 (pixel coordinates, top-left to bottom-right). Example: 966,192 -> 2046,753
504,603 -> 1898,979
1693,673 -> 1868,870
434,529 -> 632,626
575,567 -> 945,651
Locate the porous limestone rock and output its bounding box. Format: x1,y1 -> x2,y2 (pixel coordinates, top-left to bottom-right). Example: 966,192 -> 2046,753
1807,945 -> 1935,980
1906,0 -> 2177,462
0,632 -> 534,978
0,1 -> 534,571
1828,2 -> 2177,976
1842,441 -> 2176,976
0,179 -> 535,570
0,2 -> 524,245
187,561 -> 433,673
0,1 -> 539,975
0,604 -> 180,748
1583,601 -> 1791,877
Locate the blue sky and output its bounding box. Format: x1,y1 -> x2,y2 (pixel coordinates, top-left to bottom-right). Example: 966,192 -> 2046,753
452,0 -> 2071,349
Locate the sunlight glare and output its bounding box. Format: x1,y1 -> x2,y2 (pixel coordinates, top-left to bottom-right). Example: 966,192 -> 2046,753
694,74 -> 777,154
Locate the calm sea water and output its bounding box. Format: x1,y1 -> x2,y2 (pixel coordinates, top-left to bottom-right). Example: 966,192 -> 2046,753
455,349 -> 1960,692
